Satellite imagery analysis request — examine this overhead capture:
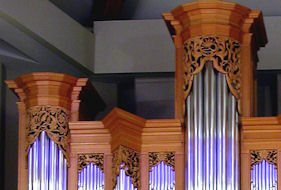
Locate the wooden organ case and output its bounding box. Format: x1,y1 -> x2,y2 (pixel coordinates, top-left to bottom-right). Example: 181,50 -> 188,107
6,1 -> 281,190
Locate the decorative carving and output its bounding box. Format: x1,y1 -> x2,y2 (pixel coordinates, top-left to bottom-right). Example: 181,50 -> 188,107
183,36 -> 240,100
26,106 -> 70,165
250,150 -> 278,169
78,153 -> 104,173
149,152 -> 175,171
112,145 -> 140,189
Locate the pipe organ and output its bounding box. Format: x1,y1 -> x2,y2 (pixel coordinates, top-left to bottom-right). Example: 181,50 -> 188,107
5,0 -> 281,190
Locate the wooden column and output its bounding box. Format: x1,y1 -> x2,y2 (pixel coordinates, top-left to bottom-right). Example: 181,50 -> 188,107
163,1 -> 268,188
6,72 -> 90,190
163,1 -> 267,120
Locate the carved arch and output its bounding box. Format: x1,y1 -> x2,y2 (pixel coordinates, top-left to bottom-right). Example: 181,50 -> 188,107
183,36 -> 241,101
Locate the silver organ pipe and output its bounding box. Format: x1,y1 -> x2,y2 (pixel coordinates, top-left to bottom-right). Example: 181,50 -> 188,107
251,160 -> 277,190
185,63 -> 239,190
28,131 -> 68,190
149,161 -> 175,190
114,163 -> 137,190
78,163 -> 104,190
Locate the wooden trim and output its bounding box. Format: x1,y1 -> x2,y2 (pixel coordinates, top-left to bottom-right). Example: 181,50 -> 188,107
17,102 -> 27,190
104,153 -> 112,190
175,153 -> 185,189
241,152 -> 251,190
140,153 -> 149,190
68,153 -> 78,190
173,35 -> 184,121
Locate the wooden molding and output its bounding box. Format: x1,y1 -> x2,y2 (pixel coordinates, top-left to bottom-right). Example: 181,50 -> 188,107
103,108 -> 146,152
6,72 -> 80,110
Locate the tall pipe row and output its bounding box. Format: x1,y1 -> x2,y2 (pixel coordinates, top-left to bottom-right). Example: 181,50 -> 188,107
28,131 -> 67,190
185,63 -> 239,190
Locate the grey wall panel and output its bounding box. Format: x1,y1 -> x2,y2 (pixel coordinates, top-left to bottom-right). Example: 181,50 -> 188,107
94,17 -> 281,73
0,63 -> 6,190
94,20 -> 175,73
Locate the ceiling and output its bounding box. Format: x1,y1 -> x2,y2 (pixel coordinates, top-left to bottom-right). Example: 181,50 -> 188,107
50,0 -> 281,26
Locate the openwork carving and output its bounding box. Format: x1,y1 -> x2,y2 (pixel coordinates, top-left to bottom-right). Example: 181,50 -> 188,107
183,36 -> 240,100
78,153 -> 104,173
112,145 -> 140,189
149,152 -> 175,171
26,106 -> 70,165
250,150 -> 277,169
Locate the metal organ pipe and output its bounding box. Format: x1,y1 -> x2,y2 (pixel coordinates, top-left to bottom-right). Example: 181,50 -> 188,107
185,63 -> 239,190
78,163 -> 104,190
28,131 -> 68,190
149,161 -> 175,190
251,160 -> 277,190
114,163 -> 136,190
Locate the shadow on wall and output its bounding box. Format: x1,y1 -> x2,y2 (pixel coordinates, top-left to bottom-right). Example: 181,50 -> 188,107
257,70 -> 281,116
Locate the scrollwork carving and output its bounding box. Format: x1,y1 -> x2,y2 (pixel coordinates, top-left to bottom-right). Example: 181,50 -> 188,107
112,145 -> 140,189
183,36 -> 240,101
26,106 -> 70,165
149,152 -> 175,171
250,150 -> 277,169
78,153 -> 104,173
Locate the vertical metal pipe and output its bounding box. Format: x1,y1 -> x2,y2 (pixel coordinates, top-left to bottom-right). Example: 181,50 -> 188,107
210,64 -> 217,190
204,65 -> 210,190
63,158 -> 67,190
187,91 -> 194,190
217,73 -> 223,190
193,73 -> 200,189
32,138 -> 39,189
234,96 -> 237,190
50,140 -> 56,189
198,71 -> 204,190
40,131 -> 48,190
28,146 -> 33,190
222,74 -> 228,190
184,64 -> 239,190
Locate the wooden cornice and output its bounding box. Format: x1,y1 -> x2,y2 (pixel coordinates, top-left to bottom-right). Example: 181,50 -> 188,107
69,121 -> 111,153
6,72 -> 104,121
162,0 -> 267,46
241,115 -> 281,151
6,72 -> 79,110
103,108 -> 146,152
69,108 -> 184,154
142,119 -> 184,152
